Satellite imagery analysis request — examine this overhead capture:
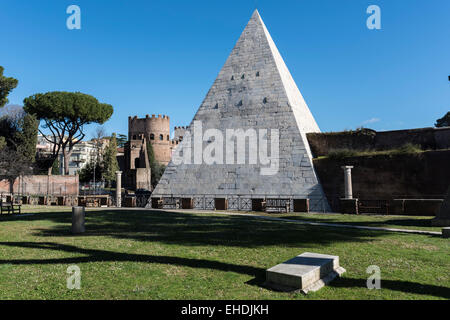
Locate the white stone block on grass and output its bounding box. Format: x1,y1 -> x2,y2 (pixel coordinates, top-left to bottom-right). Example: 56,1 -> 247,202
265,252 -> 346,294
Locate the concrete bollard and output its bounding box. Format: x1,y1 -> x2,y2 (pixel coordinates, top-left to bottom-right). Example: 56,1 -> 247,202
72,206 -> 85,234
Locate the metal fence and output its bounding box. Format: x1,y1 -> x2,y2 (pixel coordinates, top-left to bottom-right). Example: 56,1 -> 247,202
149,194 -> 330,213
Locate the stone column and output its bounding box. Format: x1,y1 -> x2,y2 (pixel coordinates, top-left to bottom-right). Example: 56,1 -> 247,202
341,166 -> 354,199
116,171 -> 122,208
72,206 -> 85,234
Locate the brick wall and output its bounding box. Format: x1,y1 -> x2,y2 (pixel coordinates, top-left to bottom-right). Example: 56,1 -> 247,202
0,175 -> 79,195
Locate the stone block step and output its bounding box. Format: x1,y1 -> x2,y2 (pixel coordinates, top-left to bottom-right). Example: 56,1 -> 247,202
265,252 -> 345,293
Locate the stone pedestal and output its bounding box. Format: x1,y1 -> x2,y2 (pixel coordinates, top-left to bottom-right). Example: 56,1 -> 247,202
431,186 -> 450,227
265,252 -> 346,294
71,206 -> 85,234
340,198 -> 359,214
115,171 -> 122,208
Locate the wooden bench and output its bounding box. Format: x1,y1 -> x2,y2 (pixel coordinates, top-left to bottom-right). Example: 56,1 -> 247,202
0,200 -> 22,215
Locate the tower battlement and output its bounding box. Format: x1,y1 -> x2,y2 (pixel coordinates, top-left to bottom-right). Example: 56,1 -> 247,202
127,114 -> 185,165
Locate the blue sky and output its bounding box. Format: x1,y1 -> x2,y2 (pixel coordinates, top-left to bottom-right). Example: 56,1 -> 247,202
1,0 -> 449,138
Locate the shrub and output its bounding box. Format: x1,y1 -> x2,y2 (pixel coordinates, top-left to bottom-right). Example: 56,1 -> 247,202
390,143 -> 423,155
327,148 -> 359,160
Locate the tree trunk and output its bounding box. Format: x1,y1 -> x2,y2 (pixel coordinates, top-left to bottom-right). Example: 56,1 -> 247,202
63,149 -> 69,175
9,178 -> 14,195
63,148 -> 75,176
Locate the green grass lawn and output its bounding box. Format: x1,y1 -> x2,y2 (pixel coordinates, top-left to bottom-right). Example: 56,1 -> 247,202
0,207 -> 449,300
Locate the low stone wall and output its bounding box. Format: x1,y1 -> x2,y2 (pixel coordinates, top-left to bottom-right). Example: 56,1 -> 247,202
313,150 -> 450,214
307,127 -> 450,157
0,175 -> 79,195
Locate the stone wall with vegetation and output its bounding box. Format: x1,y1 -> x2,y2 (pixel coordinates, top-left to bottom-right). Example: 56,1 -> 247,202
307,127 -> 450,158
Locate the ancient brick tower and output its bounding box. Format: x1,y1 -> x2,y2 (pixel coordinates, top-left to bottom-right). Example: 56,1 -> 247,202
150,10 -> 329,211
128,115 -> 172,165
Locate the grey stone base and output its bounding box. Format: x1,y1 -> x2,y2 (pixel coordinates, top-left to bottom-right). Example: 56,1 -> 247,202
265,252 -> 345,294
340,198 -> 358,214
71,206 -> 85,234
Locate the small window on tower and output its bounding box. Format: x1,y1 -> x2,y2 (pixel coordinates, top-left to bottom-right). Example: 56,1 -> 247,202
241,74 -> 245,79
231,75 -> 234,80
159,134 -> 163,140
150,134 -> 155,140
167,135 -> 170,141
256,71 -> 260,77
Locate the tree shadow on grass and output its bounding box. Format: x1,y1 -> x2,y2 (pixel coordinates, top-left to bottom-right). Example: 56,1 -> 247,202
0,241 -> 263,278
328,276 -> 450,299
19,209 -> 397,248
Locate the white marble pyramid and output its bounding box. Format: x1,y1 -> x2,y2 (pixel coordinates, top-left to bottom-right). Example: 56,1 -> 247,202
151,10 -> 329,211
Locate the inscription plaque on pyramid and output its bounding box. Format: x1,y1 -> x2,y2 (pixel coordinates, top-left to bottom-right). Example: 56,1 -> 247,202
150,10 -> 330,212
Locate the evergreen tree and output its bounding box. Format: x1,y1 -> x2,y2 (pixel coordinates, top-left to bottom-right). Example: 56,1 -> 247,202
78,160 -> 102,183
24,91 -> 113,175
0,108 -> 38,162
15,113 -> 38,162
146,141 -> 165,189
435,111 -> 450,128
146,140 -> 156,165
0,66 -> 18,108
51,158 -> 60,175
116,134 -> 127,148
102,133 -> 119,186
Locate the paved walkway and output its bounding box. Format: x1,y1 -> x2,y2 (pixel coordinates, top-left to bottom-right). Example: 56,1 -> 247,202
155,209 -> 442,236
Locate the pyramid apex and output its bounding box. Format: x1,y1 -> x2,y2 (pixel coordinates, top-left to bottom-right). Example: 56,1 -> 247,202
251,9 -> 261,19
